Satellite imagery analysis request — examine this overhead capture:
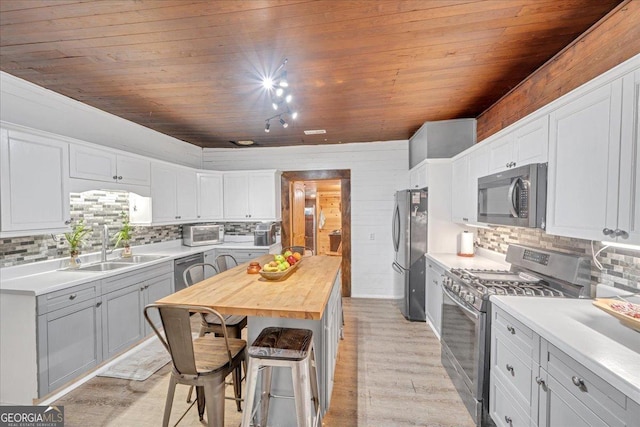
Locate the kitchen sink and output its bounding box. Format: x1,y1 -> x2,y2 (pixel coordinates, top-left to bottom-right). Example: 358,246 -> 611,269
112,255 -> 167,263
65,262 -> 132,272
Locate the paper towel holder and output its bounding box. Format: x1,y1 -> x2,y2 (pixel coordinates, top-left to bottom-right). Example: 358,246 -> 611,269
458,231 -> 475,257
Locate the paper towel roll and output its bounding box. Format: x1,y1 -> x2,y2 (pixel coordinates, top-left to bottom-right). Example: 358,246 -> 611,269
458,231 -> 475,257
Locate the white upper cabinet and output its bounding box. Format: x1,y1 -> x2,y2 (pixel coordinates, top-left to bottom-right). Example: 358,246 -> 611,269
1,128 -> 70,235
617,69 -> 640,244
409,160 -> 428,189
149,163 -> 197,224
69,144 -> 150,186
197,172 -> 223,221
223,170 -> 281,221
488,115 -> 549,174
547,78 -> 627,242
452,146 -> 488,225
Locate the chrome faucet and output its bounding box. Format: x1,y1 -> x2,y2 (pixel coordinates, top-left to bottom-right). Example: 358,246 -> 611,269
101,225 -> 111,262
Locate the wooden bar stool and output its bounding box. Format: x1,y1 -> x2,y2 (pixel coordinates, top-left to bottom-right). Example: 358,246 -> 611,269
241,327 -> 319,427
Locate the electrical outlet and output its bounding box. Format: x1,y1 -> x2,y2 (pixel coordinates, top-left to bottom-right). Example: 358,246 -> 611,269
369,233 -> 375,240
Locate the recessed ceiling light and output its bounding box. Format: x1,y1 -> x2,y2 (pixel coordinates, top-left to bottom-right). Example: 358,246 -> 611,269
303,129 -> 326,135
235,140 -> 255,146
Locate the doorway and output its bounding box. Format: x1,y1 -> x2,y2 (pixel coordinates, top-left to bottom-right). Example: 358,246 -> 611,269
281,170 -> 351,297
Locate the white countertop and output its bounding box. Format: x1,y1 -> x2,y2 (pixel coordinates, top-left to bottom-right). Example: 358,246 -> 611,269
426,248 -> 510,271
491,296 -> 640,405
0,238 -> 280,296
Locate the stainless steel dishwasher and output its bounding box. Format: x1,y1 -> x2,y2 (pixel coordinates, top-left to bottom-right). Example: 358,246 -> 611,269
173,253 -> 204,292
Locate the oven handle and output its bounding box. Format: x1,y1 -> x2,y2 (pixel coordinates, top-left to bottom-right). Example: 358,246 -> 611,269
442,286 -> 479,320
507,177 -> 520,218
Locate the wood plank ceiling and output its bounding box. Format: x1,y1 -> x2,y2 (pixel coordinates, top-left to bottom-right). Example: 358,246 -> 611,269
0,0 -> 623,148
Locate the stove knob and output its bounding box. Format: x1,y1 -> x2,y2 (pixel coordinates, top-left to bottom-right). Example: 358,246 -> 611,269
465,293 -> 476,305
452,283 -> 460,293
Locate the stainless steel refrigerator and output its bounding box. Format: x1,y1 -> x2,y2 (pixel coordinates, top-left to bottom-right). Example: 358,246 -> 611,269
392,189 -> 428,321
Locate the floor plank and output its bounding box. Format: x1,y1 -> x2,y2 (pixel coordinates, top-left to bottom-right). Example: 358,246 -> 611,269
54,298 -> 475,426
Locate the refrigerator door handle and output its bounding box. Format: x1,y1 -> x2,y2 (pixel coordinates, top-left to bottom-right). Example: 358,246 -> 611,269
392,203 -> 400,253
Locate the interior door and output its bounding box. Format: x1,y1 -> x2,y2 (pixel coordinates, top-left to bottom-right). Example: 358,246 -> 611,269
291,181 -> 306,247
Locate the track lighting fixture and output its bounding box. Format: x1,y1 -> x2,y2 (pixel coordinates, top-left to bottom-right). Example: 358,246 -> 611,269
262,58 -> 298,133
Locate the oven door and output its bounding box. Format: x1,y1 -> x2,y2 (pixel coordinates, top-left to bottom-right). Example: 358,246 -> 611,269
441,286 -> 486,423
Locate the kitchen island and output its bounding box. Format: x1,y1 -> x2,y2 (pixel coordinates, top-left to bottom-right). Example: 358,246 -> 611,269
156,254 -> 343,426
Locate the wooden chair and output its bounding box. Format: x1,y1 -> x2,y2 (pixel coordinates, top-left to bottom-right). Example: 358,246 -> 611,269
214,254 -> 238,272
144,304 -> 246,427
281,246 -> 315,256
183,263 -> 248,408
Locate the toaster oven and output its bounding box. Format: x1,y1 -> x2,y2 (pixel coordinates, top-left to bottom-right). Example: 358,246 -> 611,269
182,224 -> 224,246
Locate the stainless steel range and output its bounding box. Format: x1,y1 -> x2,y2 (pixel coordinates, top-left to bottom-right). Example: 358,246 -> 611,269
439,244 -> 591,426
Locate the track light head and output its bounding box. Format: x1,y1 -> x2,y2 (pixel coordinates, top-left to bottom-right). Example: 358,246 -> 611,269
275,87 -> 284,97
285,93 -> 292,103
272,101 -> 279,110
280,117 -> 288,128
291,111 -> 298,120
278,71 -> 288,87
264,121 -> 270,133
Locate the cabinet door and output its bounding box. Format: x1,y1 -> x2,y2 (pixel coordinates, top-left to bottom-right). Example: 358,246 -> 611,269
425,262 -> 443,337
409,161 -> 428,189
176,168 -> 198,221
539,372 -> 611,427
69,144 -> 117,182
101,284 -> 143,359
488,133 -> 515,173
513,115 -> 549,167
547,81 -> 623,241
223,173 -> 250,219
0,129 -> 70,233
37,298 -> 102,396
451,155 -> 470,223
203,249 -> 217,265
151,163 -> 178,223
248,171 -> 277,219
116,154 -> 150,186
143,273 -> 174,335
198,172 -> 224,220
617,69 -> 640,244
468,147 -> 488,223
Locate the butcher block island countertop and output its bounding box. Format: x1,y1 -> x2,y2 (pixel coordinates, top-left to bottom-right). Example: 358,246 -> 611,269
156,254 -> 342,320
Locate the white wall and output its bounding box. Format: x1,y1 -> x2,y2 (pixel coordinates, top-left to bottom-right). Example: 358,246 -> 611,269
0,72 -> 202,168
203,142 -> 409,298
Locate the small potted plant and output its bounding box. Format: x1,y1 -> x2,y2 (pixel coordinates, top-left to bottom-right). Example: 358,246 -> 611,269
64,220 -> 90,268
113,211 -> 134,257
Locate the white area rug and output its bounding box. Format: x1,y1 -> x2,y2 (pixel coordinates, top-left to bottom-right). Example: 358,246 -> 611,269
98,337 -> 170,381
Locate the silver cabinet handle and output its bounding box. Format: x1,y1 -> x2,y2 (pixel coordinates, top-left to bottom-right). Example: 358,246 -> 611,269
505,162 -> 510,168
602,228 -> 614,236
69,294 -> 77,300
96,301 -> 102,307
614,229 -> 629,239
571,376 -> 585,389
117,176 -> 122,180
506,325 -> 515,334
113,175 -> 118,180
535,376 -> 546,387
506,364 -> 514,374
64,219 -> 72,225
504,416 -> 513,426
462,217 -> 469,222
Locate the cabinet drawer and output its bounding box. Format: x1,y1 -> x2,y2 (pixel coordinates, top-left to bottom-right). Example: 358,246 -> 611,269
37,281 -> 99,315
545,343 -> 627,427
493,331 -> 535,409
490,371 -> 532,427
102,261 -> 172,294
219,249 -> 267,263
493,306 -> 538,362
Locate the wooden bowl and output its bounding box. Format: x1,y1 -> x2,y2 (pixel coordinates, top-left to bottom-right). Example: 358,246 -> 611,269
259,261 -> 301,281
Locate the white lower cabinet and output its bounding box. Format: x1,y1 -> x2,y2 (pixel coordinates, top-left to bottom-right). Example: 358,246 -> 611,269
34,262 -> 174,398
425,260 -> 444,337
0,128 -> 70,236
490,305 -> 637,427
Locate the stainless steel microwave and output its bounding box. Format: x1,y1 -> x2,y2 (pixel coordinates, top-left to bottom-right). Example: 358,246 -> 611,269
182,224 -> 224,246
477,163 -> 547,229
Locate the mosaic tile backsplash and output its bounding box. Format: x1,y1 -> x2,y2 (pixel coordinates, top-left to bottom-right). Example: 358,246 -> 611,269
476,226 -> 640,292
0,191 -> 267,268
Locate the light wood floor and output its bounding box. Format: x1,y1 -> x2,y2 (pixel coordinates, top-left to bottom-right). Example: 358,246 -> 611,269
54,298 -> 475,426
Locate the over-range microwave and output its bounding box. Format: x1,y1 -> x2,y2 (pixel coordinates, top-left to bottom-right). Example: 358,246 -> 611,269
182,224 -> 224,246
477,163 -> 547,229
